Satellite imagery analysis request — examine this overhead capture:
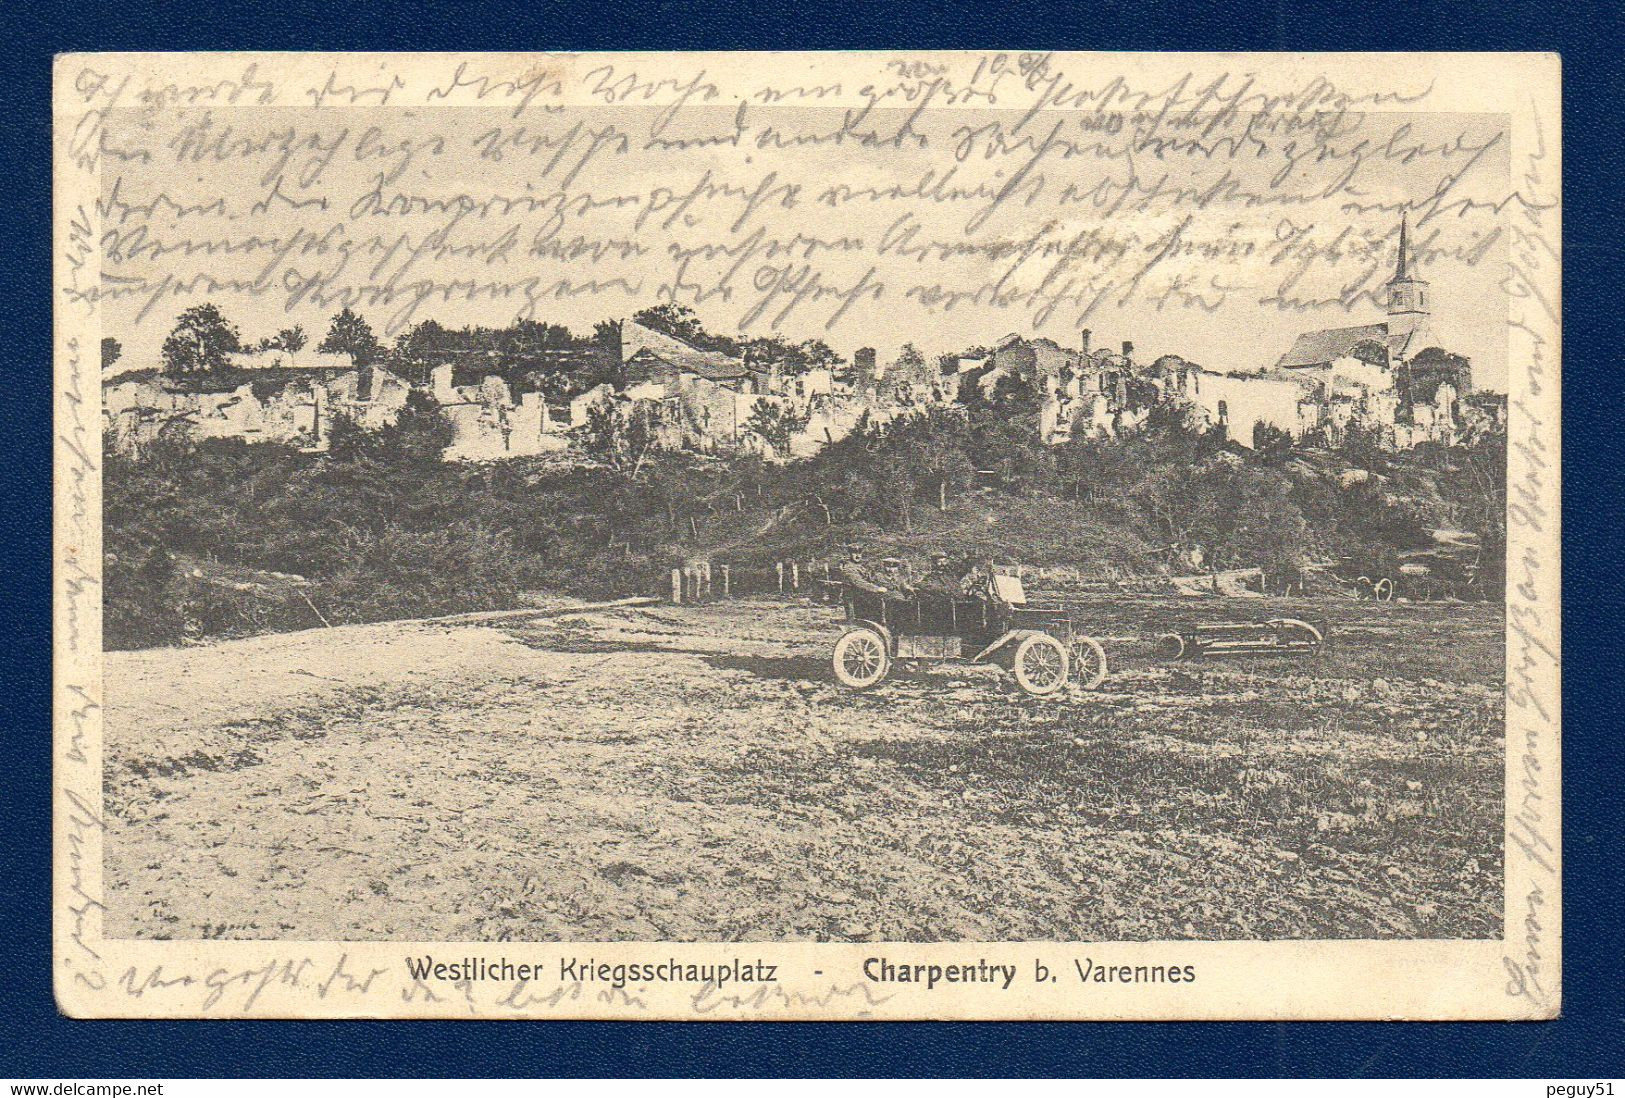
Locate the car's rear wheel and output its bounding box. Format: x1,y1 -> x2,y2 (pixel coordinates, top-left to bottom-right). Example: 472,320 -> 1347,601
1013,634 -> 1069,696
1070,636 -> 1108,690
833,628 -> 890,689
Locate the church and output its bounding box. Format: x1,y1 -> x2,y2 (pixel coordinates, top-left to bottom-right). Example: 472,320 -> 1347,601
1273,212 -> 1437,378
1195,212 -> 1478,448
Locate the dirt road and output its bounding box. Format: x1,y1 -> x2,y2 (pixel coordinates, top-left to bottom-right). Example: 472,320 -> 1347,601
104,595 -> 1504,941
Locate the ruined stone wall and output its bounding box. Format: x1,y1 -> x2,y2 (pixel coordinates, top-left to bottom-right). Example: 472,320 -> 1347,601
1191,371 -> 1315,448
104,368 -> 414,456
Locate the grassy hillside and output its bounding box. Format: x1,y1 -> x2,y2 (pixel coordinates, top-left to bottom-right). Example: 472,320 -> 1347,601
104,390 -> 1506,649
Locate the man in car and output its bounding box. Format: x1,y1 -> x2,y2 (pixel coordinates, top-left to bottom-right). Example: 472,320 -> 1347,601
836,544 -> 890,594
910,551 -> 977,596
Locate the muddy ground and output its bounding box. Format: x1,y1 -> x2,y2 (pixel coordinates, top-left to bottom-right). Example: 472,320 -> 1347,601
104,594 -> 1504,941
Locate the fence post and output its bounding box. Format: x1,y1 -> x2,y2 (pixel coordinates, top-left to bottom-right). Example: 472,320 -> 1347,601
671,568 -> 682,605
791,561 -> 800,590
702,561 -> 712,598
777,561 -> 785,593
720,564 -> 731,598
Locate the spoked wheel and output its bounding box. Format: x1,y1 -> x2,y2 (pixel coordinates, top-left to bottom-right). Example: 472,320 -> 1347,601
833,628 -> 890,689
1070,636 -> 1109,690
1012,634 -> 1070,696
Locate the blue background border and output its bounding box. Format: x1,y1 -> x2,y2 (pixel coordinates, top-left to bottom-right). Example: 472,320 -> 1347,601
5,0 -> 1621,1077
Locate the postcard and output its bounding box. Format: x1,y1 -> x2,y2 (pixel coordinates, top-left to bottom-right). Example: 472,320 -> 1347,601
54,50 -> 1560,1019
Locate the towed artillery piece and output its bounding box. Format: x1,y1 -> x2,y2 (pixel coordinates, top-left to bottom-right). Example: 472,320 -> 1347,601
1155,618 -> 1324,659
832,574 -> 1108,697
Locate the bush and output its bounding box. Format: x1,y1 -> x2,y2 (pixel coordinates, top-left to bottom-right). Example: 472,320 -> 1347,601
103,382 -> 1508,648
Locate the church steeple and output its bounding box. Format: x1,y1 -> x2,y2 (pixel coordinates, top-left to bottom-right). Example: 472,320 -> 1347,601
1387,211 -> 1429,318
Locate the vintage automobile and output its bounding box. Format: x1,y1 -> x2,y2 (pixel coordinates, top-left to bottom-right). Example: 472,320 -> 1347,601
831,574 -> 1108,696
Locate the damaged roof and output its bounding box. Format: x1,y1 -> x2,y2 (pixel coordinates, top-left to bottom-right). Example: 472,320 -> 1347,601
623,321 -> 751,383
624,347 -> 752,384
1274,319 -> 1428,370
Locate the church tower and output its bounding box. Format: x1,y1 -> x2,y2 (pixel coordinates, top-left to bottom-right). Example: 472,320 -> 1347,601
1386,211 -> 1430,319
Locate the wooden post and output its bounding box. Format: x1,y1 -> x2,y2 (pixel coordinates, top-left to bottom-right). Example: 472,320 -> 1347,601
777,561 -> 785,593
791,562 -> 800,590
702,561 -> 713,598
671,568 -> 682,604
721,564 -> 731,597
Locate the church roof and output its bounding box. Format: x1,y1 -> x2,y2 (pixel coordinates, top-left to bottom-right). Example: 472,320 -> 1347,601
1275,318 -> 1428,370
1276,323 -> 1389,369
1390,209 -> 1426,284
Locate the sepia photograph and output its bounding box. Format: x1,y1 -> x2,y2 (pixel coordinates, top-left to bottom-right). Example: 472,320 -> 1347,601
54,50 -> 1561,1019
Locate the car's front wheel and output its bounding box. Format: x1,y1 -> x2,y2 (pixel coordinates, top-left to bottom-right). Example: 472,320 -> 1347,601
833,628 -> 890,689
1013,633 -> 1069,696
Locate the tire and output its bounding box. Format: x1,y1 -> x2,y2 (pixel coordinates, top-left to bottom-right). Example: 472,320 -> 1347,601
1013,633 -> 1070,696
1070,636 -> 1109,690
833,628 -> 890,689
1156,632 -> 1187,660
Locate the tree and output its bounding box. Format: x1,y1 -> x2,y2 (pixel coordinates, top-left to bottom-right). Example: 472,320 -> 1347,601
318,308 -> 381,366
1215,469 -> 1309,582
1131,463 -> 1221,553
275,325 -> 308,352
394,388 -> 457,463
738,335 -> 843,378
161,303 -> 241,375
742,400 -> 812,457
1401,347 -> 1474,404
872,455 -> 918,530
1251,421 -> 1295,463
101,337 -> 122,371
574,397 -> 657,476
1349,338 -> 1390,368
901,430 -> 976,510
798,338 -> 841,373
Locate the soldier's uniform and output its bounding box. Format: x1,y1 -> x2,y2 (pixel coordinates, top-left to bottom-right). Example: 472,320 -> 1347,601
837,548 -> 890,594
912,554 -> 974,596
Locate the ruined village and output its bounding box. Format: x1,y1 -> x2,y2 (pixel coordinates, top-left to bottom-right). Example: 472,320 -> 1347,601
104,217 -> 1504,467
